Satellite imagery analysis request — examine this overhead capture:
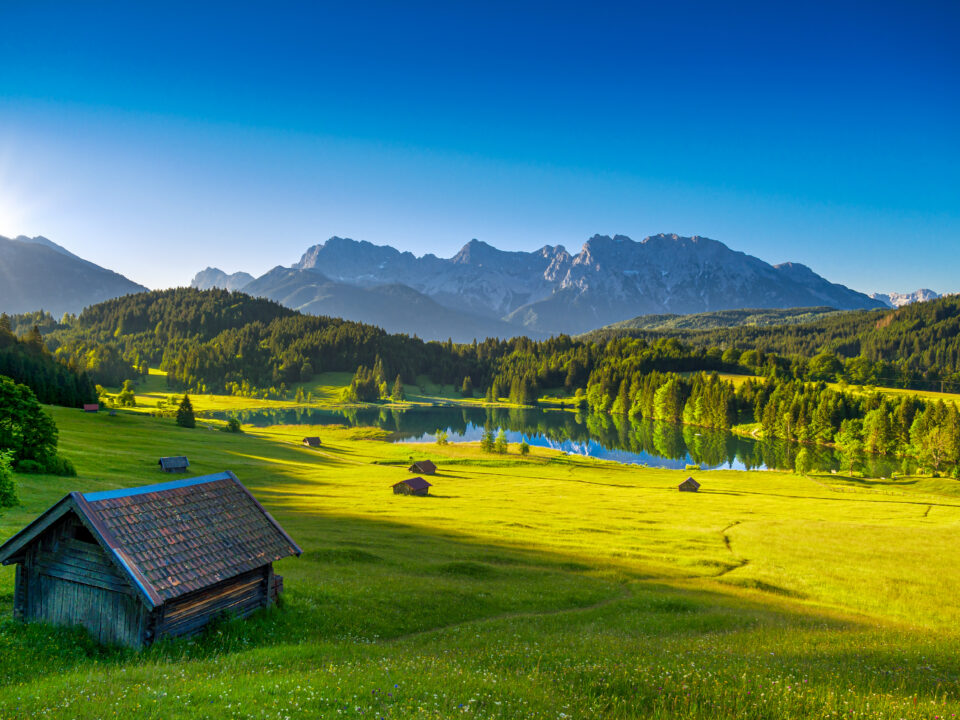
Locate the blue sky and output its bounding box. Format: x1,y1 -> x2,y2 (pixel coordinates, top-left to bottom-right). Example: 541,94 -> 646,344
0,1 -> 957,293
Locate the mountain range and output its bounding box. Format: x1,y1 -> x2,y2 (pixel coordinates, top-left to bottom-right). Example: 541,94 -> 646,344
0,235 -> 147,317
870,289 -> 941,308
0,232 -> 939,338
193,233 -> 888,339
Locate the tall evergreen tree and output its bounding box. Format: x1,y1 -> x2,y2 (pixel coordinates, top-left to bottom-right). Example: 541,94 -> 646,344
176,394 -> 196,428
391,374 -> 405,401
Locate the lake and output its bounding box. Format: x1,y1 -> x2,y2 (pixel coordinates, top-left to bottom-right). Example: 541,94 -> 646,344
202,404 -> 909,476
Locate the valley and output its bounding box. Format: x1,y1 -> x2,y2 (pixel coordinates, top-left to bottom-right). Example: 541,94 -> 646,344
2,395 -> 959,718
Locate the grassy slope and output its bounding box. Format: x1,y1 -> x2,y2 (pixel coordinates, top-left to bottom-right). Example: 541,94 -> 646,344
0,408 -> 959,717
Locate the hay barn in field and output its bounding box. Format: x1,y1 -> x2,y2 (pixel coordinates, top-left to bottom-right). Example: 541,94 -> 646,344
302,437 -> 321,447
0,471 -> 301,647
83,404 -> 99,413
159,456 -> 189,473
393,477 -> 432,496
407,460 -> 437,475
678,477 -> 701,492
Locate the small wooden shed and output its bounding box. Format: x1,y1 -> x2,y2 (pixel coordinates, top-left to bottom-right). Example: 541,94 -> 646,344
83,404 -> 99,413
408,460 -> 437,475
302,437 -> 321,447
0,471 -> 301,647
679,477 -> 701,492
393,477 -> 432,496
159,456 -> 189,473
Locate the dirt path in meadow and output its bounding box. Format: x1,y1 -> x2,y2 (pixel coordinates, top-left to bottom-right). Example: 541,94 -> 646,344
713,521 -> 749,578
380,584 -> 634,645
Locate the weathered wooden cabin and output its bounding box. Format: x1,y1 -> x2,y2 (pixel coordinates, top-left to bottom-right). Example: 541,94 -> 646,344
302,437 -> 321,447
408,460 -> 437,475
392,477 -> 432,496
678,477 -> 701,492
83,404 -> 99,413
0,471 -> 301,647
159,456 -> 189,473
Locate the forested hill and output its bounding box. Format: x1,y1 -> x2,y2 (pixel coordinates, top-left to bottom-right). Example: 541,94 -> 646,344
594,307 -> 842,332
47,288 -> 486,391
75,287 -> 298,339
32,287 -> 960,399
587,295 -> 960,390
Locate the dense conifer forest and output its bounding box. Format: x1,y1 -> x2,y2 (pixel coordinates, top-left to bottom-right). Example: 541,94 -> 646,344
588,295 -> 960,392
0,314 -> 96,406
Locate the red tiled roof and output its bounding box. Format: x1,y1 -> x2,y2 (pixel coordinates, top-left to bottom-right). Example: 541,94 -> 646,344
79,472 -> 301,602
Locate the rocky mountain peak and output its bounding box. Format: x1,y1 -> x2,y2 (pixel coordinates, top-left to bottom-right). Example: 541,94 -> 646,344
870,289 -> 941,308
188,231 -> 885,339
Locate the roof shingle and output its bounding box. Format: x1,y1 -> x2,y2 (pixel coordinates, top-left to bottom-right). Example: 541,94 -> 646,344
82,472 -> 300,602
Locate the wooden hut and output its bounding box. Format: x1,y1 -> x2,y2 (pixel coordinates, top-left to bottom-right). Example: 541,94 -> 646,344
302,437 -> 321,447
392,477 -> 432,496
83,404 -> 99,413
407,460 -> 437,475
0,471 -> 301,647
678,477 -> 701,492
159,456 -> 189,473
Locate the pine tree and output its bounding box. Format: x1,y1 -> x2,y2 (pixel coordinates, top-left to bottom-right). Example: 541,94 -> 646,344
176,394 -> 196,428
794,448 -> 811,476
480,427 -> 494,452
461,376 -> 473,398
391,374 -> 405,401
494,429 -> 508,454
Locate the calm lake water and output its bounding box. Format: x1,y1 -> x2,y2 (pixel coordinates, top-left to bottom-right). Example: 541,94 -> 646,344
203,405 -> 908,476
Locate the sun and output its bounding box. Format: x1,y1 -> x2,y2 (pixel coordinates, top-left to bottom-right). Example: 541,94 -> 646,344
0,172 -> 32,239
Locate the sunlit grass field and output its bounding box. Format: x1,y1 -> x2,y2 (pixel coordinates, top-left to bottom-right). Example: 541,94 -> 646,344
1,401 -> 959,718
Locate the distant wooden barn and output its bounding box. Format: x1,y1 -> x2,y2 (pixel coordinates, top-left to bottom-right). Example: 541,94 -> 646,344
407,460 -> 437,475
159,456 -> 189,473
302,437 -> 321,447
679,477 -> 701,492
393,477 -> 432,496
0,471 -> 301,647
83,404 -> 99,413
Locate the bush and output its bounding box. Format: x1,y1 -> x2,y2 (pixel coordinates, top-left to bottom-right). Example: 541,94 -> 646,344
436,430 -> 449,446
14,454 -> 76,477
14,459 -> 44,474
519,441 -> 530,456
223,417 -> 242,433
46,454 -> 77,477
0,451 -> 17,507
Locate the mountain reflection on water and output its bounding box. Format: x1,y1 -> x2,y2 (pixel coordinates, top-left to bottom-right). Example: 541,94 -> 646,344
202,405 -> 907,475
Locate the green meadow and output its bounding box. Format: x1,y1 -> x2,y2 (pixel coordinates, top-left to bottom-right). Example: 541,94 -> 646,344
1,400 -> 959,719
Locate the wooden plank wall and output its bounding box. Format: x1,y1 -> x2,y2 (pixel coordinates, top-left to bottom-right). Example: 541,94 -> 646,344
155,565 -> 270,640
13,564 -> 25,620
21,513 -> 147,647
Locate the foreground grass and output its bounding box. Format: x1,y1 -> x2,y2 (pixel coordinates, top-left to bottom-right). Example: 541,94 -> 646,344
0,407 -> 958,718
